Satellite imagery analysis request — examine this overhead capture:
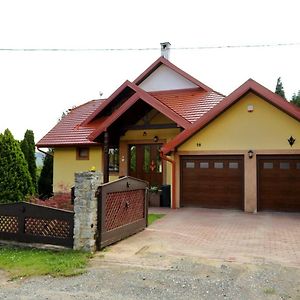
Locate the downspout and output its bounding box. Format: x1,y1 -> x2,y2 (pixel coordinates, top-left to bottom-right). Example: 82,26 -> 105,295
160,151 -> 176,209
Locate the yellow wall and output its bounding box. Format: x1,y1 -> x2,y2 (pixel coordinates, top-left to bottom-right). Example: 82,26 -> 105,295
53,146 -> 102,193
120,128 -> 180,142
179,93 -> 300,151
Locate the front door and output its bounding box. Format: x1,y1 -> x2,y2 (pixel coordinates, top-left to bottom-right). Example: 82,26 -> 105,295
128,144 -> 163,187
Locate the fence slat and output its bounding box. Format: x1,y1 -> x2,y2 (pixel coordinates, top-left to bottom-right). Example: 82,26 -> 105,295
0,202 -> 74,248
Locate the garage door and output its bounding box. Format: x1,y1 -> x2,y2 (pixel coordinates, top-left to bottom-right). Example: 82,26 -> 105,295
181,156 -> 244,209
257,155 -> 300,212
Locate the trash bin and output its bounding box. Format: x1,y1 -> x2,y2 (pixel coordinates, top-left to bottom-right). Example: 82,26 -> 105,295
160,185 -> 171,207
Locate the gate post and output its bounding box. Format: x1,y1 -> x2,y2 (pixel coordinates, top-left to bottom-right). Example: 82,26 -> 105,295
73,171 -> 102,252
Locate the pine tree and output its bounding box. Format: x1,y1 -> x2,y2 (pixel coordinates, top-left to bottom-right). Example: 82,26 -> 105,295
275,77 -> 286,99
38,150 -> 53,199
0,129 -> 34,203
20,130 -> 37,192
291,90 -> 300,107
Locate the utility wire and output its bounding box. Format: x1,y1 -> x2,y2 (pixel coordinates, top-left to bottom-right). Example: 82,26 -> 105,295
0,42 -> 300,51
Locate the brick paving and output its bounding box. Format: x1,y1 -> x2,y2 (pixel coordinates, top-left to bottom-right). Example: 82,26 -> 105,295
103,208 -> 300,267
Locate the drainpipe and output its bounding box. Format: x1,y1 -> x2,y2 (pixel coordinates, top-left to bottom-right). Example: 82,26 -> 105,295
160,151 -> 176,209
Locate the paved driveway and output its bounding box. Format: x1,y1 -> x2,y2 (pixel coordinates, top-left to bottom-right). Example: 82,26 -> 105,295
102,208 -> 300,268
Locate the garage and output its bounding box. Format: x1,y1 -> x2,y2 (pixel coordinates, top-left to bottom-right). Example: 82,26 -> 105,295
257,155 -> 300,212
181,156 -> 244,209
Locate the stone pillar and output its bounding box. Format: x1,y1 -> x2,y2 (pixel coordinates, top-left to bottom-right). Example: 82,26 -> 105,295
73,171 -> 102,252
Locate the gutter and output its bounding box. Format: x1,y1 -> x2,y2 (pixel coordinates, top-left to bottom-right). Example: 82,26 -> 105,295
160,151 -> 176,209
37,147 -> 53,157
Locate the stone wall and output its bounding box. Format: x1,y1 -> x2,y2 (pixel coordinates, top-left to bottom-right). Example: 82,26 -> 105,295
73,171 -> 102,252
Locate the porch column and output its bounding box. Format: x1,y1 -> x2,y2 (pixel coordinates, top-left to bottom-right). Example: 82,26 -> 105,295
103,131 -> 109,183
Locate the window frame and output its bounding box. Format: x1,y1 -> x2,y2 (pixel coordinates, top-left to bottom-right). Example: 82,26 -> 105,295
76,147 -> 90,160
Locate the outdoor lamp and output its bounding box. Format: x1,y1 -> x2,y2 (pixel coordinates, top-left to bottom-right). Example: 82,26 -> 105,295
248,150 -> 254,159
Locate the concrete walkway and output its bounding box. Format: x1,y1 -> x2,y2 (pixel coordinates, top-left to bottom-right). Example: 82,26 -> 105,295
101,208 -> 300,268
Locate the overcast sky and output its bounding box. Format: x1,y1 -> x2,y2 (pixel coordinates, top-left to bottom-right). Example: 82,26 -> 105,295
0,0 -> 299,142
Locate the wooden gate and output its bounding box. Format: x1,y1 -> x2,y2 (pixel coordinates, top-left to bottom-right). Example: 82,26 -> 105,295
96,176 -> 148,249
0,202 -> 74,248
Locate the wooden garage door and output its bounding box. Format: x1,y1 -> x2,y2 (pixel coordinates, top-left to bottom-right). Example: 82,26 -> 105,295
181,156 -> 244,209
257,155 -> 300,212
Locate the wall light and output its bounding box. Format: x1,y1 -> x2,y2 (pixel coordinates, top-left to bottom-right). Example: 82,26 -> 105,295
248,150 -> 254,159
153,136 -> 159,143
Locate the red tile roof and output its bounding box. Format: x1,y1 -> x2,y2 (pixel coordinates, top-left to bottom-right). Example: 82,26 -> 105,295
161,79 -> 300,154
88,85 -> 193,141
150,89 -> 225,123
36,100 -> 104,147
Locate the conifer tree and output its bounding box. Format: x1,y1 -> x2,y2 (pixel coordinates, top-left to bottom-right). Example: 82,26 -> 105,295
21,130 -> 37,192
38,150 -> 53,199
275,77 -> 286,99
291,90 -> 300,107
0,129 -> 34,203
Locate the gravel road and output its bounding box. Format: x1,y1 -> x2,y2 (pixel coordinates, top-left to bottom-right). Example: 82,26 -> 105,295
1,255 -> 300,300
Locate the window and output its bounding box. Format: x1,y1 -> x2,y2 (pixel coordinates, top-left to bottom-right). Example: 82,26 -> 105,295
76,147 -> 89,160
214,162 -> 224,169
263,162 -> 273,169
186,162 -> 195,168
280,162 -> 290,169
200,162 -> 209,169
229,162 -> 239,169
109,148 -> 119,172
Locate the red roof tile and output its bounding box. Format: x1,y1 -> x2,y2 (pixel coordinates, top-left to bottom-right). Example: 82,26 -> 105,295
150,89 -> 225,123
36,100 -> 104,147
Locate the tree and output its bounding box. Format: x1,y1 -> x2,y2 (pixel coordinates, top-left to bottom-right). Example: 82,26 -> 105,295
20,130 -> 37,192
0,129 -> 34,203
275,77 -> 286,99
38,150 -> 53,199
290,90 -> 300,107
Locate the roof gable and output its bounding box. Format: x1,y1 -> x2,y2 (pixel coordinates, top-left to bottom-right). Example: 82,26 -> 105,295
88,85 -> 191,141
134,57 -> 213,92
162,79 -> 300,154
138,64 -> 199,92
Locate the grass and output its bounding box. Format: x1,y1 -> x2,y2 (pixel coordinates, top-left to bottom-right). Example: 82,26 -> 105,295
148,213 -> 165,225
0,246 -> 92,279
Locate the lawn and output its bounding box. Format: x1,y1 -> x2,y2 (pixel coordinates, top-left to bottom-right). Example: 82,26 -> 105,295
148,213 -> 165,225
0,246 -> 91,279
0,214 -> 164,279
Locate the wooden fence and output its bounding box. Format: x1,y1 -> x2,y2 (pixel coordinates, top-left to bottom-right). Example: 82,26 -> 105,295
96,176 -> 148,249
0,202 -> 74,248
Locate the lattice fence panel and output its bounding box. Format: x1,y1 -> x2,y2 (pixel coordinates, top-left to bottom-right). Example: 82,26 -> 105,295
0,215 -> 18,233
105,189 -> 145,231
25,218 -> 72,238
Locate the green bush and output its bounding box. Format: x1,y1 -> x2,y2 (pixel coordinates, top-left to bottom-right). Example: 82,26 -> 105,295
0,129 -> 34,203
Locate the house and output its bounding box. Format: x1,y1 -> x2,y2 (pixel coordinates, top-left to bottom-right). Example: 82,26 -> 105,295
37,43 -> 300,212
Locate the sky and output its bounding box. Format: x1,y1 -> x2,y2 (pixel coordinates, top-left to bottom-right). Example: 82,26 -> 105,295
0,0 -> 299,143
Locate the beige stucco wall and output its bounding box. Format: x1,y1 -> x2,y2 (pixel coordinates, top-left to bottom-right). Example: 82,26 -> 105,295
53,146 -> 102,193
177,93 -> 300,212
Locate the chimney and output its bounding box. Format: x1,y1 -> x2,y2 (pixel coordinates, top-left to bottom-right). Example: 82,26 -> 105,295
160,42 -> 171,60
